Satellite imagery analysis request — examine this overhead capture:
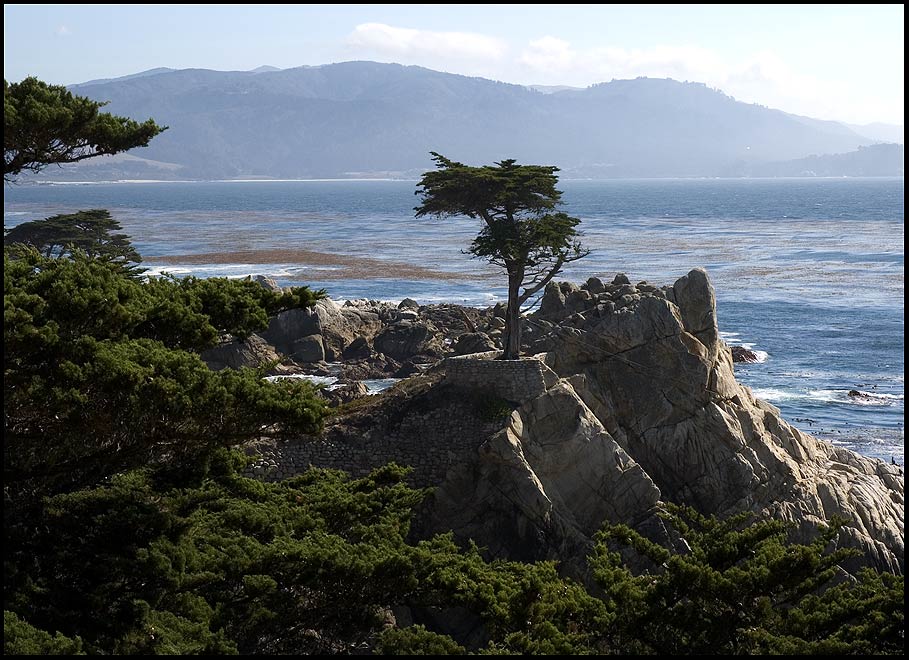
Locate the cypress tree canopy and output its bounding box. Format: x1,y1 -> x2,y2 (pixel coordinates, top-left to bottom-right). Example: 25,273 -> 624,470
4,76 -> 166,181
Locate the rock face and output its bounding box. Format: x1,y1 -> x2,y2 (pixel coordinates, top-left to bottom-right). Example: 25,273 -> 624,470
258,296 -> 495,375
452,332 -> 498,356
245,269 -> 904,575
201,333 -> 288,372
538,268 -> 903,573
291,334 -> 325,363
373,322 -> 439,362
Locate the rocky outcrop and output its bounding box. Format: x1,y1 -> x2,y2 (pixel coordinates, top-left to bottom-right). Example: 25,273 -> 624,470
452,332 -> 498,356
373,321 -> 441,362
321,381 -> 370,406
258,296 -> 496,374
245,269 -> 904,575
731,345 -> 760,363
537,268 -> 903,573
201,333 -> 294,373
427,378 -> 673,576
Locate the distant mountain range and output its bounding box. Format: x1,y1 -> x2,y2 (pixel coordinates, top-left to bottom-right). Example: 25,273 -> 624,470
744,143 -> 903,178
29,62 -> 904,180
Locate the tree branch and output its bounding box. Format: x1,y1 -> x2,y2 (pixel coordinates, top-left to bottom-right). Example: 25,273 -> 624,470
518,255 -> 565,304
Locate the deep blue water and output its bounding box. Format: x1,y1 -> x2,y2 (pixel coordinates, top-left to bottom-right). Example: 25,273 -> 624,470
4,178 -> 904,463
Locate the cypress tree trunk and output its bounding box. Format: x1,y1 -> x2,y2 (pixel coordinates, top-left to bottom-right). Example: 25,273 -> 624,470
503,269 -> 523,359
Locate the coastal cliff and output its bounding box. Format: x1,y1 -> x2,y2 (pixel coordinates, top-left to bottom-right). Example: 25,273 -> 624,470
244,269 -> 904,574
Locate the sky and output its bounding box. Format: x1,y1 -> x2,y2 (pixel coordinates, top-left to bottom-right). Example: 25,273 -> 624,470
3,4 -> 904,125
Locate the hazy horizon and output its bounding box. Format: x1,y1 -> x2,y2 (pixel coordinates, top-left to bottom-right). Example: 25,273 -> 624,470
4,4 -> 904,126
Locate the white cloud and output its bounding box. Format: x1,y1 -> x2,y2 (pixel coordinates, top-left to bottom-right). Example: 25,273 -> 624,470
519,36 -> 575,71
347,23 -> 507,62
342,24 -> 901,123
516,38 -> 902,125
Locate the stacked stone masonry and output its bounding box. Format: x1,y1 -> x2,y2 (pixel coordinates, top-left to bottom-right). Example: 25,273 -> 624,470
442,351 -> 556,404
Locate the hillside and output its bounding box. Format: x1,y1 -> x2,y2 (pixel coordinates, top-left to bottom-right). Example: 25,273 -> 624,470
29,61 -> 884,180
743,143 -> 904,177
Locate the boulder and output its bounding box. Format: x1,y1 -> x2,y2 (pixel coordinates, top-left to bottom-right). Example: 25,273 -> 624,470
394,360 -> 423,378
538,281 -> 566,319
671,267 -> 718,348
373,322 -> 435,362
565,289 -> 593,314
731,345 -> 760,363
201,334 -> 286,372
342,335 -> 373,361
250,274 -> 282,292
452,332 -> 498,356
290,334 -> 325,363
260,307 -> 322,355
322,381 -> 370,406
585,276 -> 606,295
398,298 -> 420,311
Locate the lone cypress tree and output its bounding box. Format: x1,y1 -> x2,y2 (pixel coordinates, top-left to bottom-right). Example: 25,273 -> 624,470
415,152 -> 587,359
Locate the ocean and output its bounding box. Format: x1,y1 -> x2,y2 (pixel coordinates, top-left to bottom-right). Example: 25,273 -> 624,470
4,177 -> 904,464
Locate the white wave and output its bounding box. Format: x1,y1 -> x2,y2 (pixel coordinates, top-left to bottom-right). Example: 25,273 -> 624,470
754,387 -> 903,407
143,266 -> 194,276
810,389 -> 904,406
265,374 -> 339,388
144,263 -> 302,280
363,378 -> 399,395
263,374 -> 397,395
750,388 -> 801,402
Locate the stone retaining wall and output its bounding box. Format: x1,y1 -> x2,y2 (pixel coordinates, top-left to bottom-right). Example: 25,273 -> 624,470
442,351 -> 557,404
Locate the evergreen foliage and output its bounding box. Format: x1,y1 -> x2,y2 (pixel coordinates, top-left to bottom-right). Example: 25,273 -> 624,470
4,209 -> 143,275
4,76 -> 165,181
587,505 -> 904,655
415,153 -> 587,358
4,249 -> 326,497
4,611 -> 85,655
8,464 -> 900,655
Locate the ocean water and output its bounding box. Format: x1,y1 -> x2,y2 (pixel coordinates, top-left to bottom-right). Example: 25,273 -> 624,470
4,178 -> 904,464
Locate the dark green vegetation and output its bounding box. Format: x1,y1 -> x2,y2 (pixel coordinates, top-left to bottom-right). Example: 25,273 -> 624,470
4,251 -> 903,655
4,209 -> 143,275
4,249 -> 326,498
415,153 -> 587,358
4,76 -> 165,181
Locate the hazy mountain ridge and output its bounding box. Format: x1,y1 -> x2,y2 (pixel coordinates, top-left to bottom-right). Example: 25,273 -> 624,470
846,122 -> 904,144
742,143 -> 903,178
30,62 -> 899,180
